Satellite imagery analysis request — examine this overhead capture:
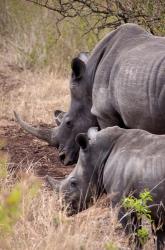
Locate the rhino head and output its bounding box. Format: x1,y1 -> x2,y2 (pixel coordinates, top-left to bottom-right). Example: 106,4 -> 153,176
46,126 -> 126,215
46,127 -> 105,215
14,52 -> 98,165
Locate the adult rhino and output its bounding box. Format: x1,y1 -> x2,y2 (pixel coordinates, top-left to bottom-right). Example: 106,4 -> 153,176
15,23 -> 165,165
46,126 -> 165,250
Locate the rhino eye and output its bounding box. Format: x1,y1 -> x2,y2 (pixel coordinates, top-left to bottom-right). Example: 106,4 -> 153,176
70,179 -> 77,188
66,120 -> 72,128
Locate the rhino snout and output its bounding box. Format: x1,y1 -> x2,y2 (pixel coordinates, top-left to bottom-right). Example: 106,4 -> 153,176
59,151 -> 66,163
59,151 -> 73,165
59,149 -> 78,165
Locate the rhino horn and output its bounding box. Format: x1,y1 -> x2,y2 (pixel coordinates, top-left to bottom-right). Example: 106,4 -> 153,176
14,111 -> 58,146
45,175 -> 61,192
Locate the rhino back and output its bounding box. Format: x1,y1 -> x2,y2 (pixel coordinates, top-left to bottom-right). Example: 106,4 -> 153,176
91,24 -> 165,133
103,129 -> 165,221
112,42 -> 165,133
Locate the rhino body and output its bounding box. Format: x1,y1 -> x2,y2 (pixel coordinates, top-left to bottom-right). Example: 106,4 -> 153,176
15,23 -> 165,164
48,126 -> 165,249
91,25 -> 165,133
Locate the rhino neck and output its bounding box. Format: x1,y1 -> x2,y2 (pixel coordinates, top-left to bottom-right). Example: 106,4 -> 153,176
87,47 -> 106,95
91,127 -> 126,196
86,147 -> 112,199
83,38 -> 112,115
87,27 -> 119,92
95,143 -> 116,197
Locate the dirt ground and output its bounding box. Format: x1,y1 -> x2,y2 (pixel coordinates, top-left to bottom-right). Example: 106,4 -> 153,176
0,119 -> 74,179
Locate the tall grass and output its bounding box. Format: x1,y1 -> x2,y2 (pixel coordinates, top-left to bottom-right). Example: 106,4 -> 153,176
0,165 -> 157,250
0,156 -> 128,250
0,0 -> 98,74
0,66 -> 70,122
0,162 -> 127,250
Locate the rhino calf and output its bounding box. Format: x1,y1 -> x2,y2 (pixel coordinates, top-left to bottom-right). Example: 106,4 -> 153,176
47,126 -> 165,249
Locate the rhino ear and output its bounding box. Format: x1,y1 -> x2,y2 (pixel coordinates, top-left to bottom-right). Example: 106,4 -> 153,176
45,175 -> 61,192
88,127 -> 99,140
76,133 -> 89,150
54,110 -> 66,126
78,52 -> 89,64
71,58 -> 86,79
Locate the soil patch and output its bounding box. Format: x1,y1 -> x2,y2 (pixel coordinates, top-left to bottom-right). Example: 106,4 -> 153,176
0,120 -> 74,178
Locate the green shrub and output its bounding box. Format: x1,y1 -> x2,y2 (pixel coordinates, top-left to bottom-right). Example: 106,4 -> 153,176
0,172 -> 41,237
122,190 -> 153,247
104,241 -> 119,250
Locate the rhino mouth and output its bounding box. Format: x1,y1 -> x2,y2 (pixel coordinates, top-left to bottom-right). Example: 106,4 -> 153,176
61,200 -> 79,216
64,196 -> 91,216
59,148 -> 79,166
66,201 -> 80,216
62,195 -> 83,216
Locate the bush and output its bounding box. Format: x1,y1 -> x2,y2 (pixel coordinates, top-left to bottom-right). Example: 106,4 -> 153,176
122,190 -> 153,247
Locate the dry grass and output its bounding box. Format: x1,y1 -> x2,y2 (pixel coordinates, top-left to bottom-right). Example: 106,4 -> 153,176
0,52 -> 70,123
0,170 -> 156,250
9,196 -> 126,249
0,170 -> 129,250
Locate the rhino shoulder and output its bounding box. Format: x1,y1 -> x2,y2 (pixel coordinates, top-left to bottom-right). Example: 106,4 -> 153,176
118,23 -> 150,36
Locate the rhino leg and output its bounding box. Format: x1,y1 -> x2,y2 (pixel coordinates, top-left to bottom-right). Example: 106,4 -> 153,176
118,208 -> 142,249
156,225 -> 165,250
130,213 -> 142,250
118,206 -> 131,234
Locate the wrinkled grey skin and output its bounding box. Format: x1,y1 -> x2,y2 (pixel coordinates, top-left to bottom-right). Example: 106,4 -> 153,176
15,23 -> 165,165
47,126 -> 165,249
